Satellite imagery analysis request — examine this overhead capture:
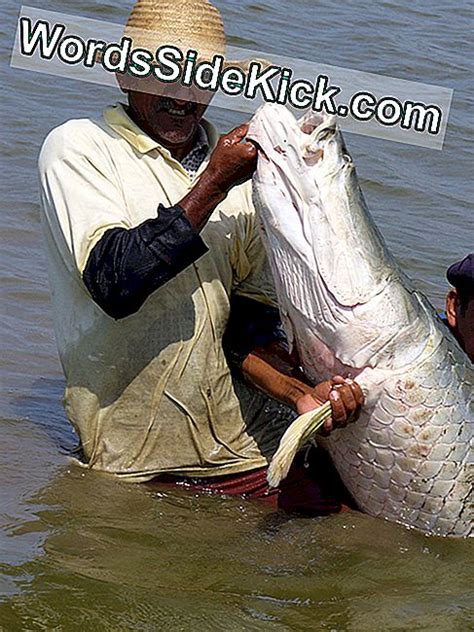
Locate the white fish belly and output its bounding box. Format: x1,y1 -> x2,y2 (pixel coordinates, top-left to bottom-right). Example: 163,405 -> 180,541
265,219 -> 474,536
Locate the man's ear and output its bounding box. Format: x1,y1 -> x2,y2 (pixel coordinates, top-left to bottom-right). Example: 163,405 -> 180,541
446,289 -> 459,329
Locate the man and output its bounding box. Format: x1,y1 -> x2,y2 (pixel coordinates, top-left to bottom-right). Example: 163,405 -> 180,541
444,254 -> 473,362
38,0 -> 363,513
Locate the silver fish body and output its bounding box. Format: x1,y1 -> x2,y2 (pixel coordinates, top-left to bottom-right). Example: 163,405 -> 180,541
248,103 -> 473,536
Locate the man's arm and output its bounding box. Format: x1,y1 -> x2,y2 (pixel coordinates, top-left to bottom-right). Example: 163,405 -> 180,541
179,124 -> 256,230
223,296 -> 364,433
241,343 -> 364,434
83,124 -> 257,319
82,204 -> 208,319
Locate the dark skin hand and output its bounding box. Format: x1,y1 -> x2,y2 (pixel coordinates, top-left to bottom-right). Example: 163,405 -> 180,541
242,341 -> 364,435
179,123 -> 258,231
301,375 -> 364,436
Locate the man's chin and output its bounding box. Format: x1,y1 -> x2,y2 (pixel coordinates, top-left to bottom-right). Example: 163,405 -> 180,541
153,111 -> 200,143
157,128 -> 198,148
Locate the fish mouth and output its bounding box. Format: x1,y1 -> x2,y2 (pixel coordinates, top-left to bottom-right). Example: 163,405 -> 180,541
298,111 -> 327,135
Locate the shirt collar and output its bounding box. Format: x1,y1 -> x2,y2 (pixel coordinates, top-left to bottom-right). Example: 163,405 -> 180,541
103,103 -> 218,159
181,125 -> 210,175
185,124 -> 209,156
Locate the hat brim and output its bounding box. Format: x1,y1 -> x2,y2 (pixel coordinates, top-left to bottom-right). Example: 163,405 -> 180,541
95,50 -> 271,100
94,48 -> 268,71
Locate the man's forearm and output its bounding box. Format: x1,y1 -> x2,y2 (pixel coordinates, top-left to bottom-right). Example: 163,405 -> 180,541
82,122 -> 257,320
241,338 -> 365,430
179,168 -> 227,231
82,166 -> 234,320
241,342 -> 315,411
180,121 -> 258,231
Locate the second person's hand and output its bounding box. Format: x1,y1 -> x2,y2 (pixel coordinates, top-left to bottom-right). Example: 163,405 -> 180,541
296,376 -> 364,436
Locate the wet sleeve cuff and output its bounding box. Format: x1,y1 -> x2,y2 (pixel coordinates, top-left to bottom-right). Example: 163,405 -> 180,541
141,204 -> 208,268
83,203 -> 208,320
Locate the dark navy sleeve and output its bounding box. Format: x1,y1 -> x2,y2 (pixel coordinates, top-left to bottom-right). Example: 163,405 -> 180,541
82,204 -> 208,320
223,295 -> 288,375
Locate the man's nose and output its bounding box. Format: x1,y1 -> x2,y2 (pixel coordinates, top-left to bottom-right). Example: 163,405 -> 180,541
167,84 -> 195,103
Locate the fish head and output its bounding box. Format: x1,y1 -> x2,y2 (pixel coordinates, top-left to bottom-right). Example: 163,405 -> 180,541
248,103 -> 337,158
300,110 -> 342,160
248,104 -> 315,195
248,103 -> 302,162
248,104 -> 346,208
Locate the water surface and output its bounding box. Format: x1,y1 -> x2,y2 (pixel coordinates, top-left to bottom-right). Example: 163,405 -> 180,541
1,0 -> 473,629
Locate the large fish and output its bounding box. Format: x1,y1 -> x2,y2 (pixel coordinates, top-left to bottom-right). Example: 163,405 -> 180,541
248,103 -> 473,536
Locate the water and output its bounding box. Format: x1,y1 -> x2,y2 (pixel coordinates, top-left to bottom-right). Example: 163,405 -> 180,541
1,0 -> 473,629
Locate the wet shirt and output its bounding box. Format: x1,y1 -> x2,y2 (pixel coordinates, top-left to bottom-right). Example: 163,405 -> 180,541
38,103 -> 289,482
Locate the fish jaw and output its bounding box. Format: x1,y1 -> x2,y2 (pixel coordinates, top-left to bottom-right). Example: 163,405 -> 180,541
298,113 -> 433,370
299,109 -> 397,308
249,103 -> 396,308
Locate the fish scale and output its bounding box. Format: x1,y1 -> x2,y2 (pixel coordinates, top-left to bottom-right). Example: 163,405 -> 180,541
248,103 -> 473,536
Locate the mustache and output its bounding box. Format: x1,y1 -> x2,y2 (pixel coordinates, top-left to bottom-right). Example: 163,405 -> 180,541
155,98 -> 198,114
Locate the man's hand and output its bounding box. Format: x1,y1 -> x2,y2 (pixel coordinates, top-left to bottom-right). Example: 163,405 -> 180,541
179,123 -> 257,231
206,123 -> 258,195
296,376 -> 364,436
241,342 -> 364,437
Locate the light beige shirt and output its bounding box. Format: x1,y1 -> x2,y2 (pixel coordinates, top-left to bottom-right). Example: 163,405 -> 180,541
38,103 -> 290,482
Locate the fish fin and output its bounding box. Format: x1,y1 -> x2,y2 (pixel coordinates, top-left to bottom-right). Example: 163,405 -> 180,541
268,402 -> 332,487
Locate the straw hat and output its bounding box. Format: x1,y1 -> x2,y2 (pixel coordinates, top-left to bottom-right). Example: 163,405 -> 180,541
109,0 -> 269,96
124,0 -> 227,61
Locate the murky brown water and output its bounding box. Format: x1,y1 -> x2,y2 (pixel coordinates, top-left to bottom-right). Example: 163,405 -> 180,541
1,0 -> 473,629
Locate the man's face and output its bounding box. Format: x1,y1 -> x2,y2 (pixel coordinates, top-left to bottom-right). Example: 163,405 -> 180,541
446,289 -> 474,362
457,297 -> 474,362
127,84 -> 211,149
